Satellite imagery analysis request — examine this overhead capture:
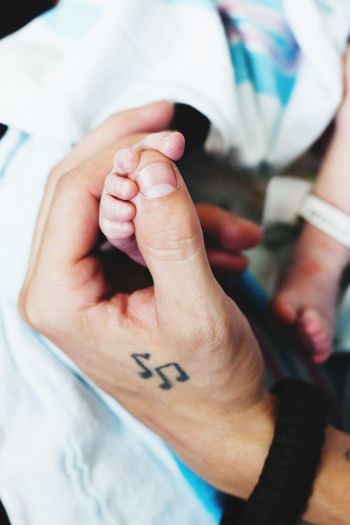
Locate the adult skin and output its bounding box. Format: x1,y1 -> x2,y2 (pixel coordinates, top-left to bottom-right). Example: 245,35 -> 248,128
19,102 -> 350,525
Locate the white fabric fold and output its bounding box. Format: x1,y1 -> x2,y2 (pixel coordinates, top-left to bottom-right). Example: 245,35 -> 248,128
0,0 -> 349,167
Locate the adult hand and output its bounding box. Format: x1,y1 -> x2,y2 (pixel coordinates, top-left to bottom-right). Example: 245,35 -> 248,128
24,99 -> 261,288
19,101 -> 270,497
18,102 -> 350,525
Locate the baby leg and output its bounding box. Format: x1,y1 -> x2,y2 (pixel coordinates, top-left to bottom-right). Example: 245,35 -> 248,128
273,226 -> 348,363
274,48 -> 350,363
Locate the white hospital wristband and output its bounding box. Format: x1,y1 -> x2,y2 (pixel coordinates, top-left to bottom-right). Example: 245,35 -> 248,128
300,194 -> 350,249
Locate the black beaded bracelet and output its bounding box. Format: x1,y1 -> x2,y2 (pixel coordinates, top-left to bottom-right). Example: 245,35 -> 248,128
221,378 -> 328,525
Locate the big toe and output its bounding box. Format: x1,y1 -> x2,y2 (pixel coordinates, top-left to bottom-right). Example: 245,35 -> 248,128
273,294 -> 298,324
135,131 -> 185,161
298,308 -> 332,363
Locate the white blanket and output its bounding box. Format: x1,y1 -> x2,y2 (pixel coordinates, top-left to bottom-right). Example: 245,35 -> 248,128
0,0 -> 349,167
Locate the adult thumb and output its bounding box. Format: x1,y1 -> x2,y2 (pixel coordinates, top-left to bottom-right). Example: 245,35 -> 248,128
132,150 -> 224,322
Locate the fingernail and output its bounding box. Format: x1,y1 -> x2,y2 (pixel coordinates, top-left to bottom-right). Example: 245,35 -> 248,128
135,162 -> 178,199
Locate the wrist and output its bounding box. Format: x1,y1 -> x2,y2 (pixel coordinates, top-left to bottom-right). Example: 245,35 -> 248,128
166,381 -> 350,525
303,426 -> 350,525
218,391 -> 277,498
168,390 -> 276,499
216,392 -> 350,525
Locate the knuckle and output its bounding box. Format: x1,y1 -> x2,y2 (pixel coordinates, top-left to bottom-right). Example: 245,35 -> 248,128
47,164 -> 82,198
46,165 -> 69,195
143,199 -> 202,262
18,287 -> 30,324
103,115 -> 131,143
19,279 -> 73,338
148,227 -> 200,262
54,168 -> 83,200
18,284 -> 47,332
54,169 -> 75,193
47,166 -> 63,187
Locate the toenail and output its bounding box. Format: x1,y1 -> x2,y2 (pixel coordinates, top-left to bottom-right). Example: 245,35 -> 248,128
134,162 -> 178,199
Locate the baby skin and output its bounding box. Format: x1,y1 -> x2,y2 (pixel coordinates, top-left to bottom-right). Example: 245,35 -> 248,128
99,130 -> 262,278
274,48 -> 350,363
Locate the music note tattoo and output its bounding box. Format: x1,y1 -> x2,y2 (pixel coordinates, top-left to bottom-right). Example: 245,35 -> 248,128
131,353 -> 153,379
131,354 -> 190,390
155,363 -> 190,390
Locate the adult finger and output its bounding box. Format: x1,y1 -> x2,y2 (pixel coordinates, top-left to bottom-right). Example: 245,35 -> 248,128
130,151 -> 226,325
196,204 -> 262,251
206,249 -> 248,272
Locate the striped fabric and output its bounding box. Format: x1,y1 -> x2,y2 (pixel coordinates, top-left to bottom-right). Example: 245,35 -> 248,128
219,0 -> 301,152
218,0 -> 300,106
163,0 -> 301,151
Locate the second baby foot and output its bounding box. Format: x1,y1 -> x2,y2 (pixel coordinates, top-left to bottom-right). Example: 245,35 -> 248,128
273,224 -> 349,363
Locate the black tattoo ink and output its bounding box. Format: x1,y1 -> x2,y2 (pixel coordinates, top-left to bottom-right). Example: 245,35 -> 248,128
155,363 -> 190,390
131,353 -> 152,379
346,449 -> 350,461
131,353 -> 190,390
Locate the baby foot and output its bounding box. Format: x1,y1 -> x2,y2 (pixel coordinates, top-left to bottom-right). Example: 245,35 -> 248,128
99,131 -> 186,265
100,131 -> 262,270
273,225 -> 349,363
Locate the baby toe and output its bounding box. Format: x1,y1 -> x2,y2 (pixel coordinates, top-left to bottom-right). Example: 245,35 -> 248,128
101,194 -> 136,222
298,308 -> 332,361
100,217 -> 135,241
159,131 -> 185,160
272,295 -> 298,324
112,148 -> 139,175
105,173 -> 138,200
134,131 -> 185,161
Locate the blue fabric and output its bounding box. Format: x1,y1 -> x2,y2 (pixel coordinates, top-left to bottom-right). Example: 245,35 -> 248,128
170,452 -> 224,521
221,0 -> 300,106
162,0 -> 300,107
42,0 -> 103,39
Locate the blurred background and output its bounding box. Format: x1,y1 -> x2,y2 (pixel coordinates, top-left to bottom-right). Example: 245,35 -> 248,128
0,0 -> 55,38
